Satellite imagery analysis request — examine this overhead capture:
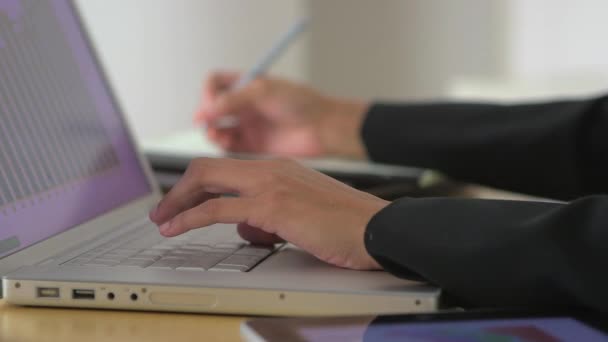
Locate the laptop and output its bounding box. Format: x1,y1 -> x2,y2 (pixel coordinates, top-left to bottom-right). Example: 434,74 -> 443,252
0,0 -> 440,316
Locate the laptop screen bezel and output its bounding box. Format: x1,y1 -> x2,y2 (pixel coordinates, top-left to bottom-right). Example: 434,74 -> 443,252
0,0 -> 164,295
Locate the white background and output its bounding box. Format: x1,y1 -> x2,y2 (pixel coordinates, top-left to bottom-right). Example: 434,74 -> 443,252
76,0 -> 608,142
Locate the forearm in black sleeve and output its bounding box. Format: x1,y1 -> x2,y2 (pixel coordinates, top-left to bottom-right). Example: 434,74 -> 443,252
364,196 -> 608,312
361,95 -> 608,200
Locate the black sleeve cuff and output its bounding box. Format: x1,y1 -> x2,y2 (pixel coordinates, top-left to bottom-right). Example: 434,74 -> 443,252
364,198 -> 427,282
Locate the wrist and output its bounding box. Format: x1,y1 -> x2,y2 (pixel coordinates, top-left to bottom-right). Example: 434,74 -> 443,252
318,98 -> 370,159
358,199 -> 390,270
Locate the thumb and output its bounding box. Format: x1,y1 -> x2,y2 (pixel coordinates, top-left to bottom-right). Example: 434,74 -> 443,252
237,223 -> 284,246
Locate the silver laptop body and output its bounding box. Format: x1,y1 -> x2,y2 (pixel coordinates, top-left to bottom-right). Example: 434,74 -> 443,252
0,0 -> 439,316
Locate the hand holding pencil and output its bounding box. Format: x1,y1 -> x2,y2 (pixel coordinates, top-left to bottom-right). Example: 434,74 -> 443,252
196,72 -> 369,158
195,18 -> 370,159
203,17 -> 309,130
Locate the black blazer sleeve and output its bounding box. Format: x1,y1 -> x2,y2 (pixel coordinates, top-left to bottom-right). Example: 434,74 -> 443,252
361,94 -> 608,312
364,196 -> 608,312
362,94 -> 608,200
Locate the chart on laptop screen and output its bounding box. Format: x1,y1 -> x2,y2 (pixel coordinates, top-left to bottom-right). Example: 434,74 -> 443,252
0,0 -> 150,258
0,0 -> 119,210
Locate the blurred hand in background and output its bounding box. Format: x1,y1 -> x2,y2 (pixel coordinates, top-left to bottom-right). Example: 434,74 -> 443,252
195,71 -> 369,159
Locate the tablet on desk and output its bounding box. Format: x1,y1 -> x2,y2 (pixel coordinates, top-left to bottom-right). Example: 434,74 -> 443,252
241,310 -> 608,342
143,129 -> 440,187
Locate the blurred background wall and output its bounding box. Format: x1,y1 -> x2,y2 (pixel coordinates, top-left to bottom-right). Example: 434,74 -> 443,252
76,0 -> 608,142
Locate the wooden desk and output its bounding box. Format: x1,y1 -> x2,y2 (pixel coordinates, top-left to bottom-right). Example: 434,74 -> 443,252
0,184 -> 539,342
0,300 -> 244,342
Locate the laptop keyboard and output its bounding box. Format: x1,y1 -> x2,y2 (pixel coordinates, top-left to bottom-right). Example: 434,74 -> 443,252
61,222 -> 276,272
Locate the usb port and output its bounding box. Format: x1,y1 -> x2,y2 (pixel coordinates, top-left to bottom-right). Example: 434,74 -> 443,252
72,289 -> 95,300
37,287 -> 60,298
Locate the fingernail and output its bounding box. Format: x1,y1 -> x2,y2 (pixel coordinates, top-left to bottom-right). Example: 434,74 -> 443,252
159,221 -> 172,234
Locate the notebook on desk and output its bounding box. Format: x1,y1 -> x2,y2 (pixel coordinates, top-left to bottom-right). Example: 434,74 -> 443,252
0,0 -> 440,316
143,129 -> 439,188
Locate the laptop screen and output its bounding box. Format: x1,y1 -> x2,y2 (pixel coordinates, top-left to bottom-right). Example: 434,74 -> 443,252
0,0 -> 152,258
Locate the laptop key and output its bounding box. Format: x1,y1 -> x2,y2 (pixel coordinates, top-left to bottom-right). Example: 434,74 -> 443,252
83,259 -> 120,266
218,255 -> 264,268
158,240 -> 183,247
234,246 -> 273,257
177,248 -> 204,254
172,235 -> 193,241
178,252 -> 230,269
150,245 -> 174,251
109,249 -> 140,256
209,265 -> 248,272
63,258 -> 90,266
149,259 -> 185,269
214,243 -> 245,250
176,258 -> 219,271
184,243 -> 211,248
129,236 -> 163,248
165,250 -> 198,257
119,259 -> 155,268
98,254 -> 128,261
138,249 -> 167,256
186,245 -> 227,253
159,256 -> 188,262
129,255 -> 162,262
78,253 -> 100,259
174,266 -> 205,271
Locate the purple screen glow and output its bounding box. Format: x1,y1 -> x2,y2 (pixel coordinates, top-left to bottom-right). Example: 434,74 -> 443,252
0,0 -> 151,258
